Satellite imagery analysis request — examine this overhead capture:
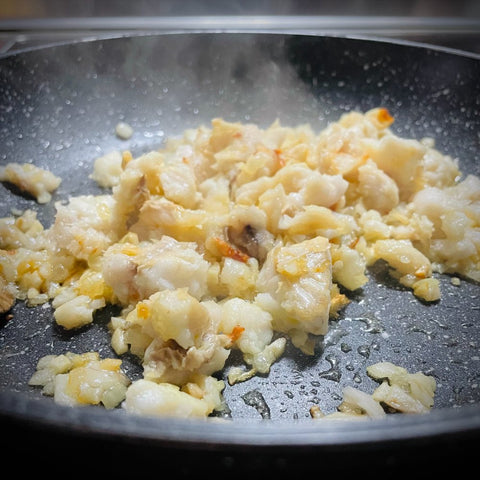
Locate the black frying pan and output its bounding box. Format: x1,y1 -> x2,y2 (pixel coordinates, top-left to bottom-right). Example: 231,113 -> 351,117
0,32 -> 479,473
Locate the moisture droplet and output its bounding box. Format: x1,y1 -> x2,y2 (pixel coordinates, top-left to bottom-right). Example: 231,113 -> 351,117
354,314 -> 384,334
213,400 -> 232,419
340,342 -> 352,353
324,326 -> 349,348
357,345 -> 371,358
431,318 -> 449,330
409,325 -> 435,339
284,390 -> 294,399
318,354 -> 341,382
242,389 -> 271,419
331,391 -> 342,401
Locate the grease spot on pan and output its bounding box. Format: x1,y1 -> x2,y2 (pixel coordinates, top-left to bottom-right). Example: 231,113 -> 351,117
241,389 -> 271,419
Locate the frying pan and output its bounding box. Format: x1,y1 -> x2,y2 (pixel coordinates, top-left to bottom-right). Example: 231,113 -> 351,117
0,32 -> 479,473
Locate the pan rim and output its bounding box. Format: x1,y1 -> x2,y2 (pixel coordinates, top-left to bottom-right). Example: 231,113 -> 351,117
1,389 -> 479,448
0,30 -> 479,62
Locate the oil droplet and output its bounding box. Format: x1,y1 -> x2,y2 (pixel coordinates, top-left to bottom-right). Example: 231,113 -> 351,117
331,391 -> 342,401
213,401 -> 232,419
357,345 -> 371,358
318,354 -> 341,382
242,389 -> 271,419
354,314 -> 384,333
324,326 -> 349,348
409,325 -> 435,339
431,318 -> 449,330
284,390 -> 294,399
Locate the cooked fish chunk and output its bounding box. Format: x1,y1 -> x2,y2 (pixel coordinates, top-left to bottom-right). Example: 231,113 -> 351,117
367,361 -> 436,413
50,195 -> 116,261
123,376 -> 224,418
256,236 -> 332,337
102,236 -> 210,305
0,162 -> 61,203
373,239 -> 432,289
90,150 -> 123,188
120,289 -> 231,385
357,159 -> 399,214
412,175 -> 480,282
29,352 -> 130,409
0,275 -> 14,313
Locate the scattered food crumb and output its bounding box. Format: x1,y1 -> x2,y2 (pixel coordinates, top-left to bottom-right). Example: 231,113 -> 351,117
115,122 -> 133,140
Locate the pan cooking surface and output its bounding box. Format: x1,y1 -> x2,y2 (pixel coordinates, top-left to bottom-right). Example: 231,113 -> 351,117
0,33 -> 479,439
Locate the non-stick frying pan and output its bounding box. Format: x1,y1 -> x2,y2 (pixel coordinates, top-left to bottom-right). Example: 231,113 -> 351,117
0,32 -> 479,473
